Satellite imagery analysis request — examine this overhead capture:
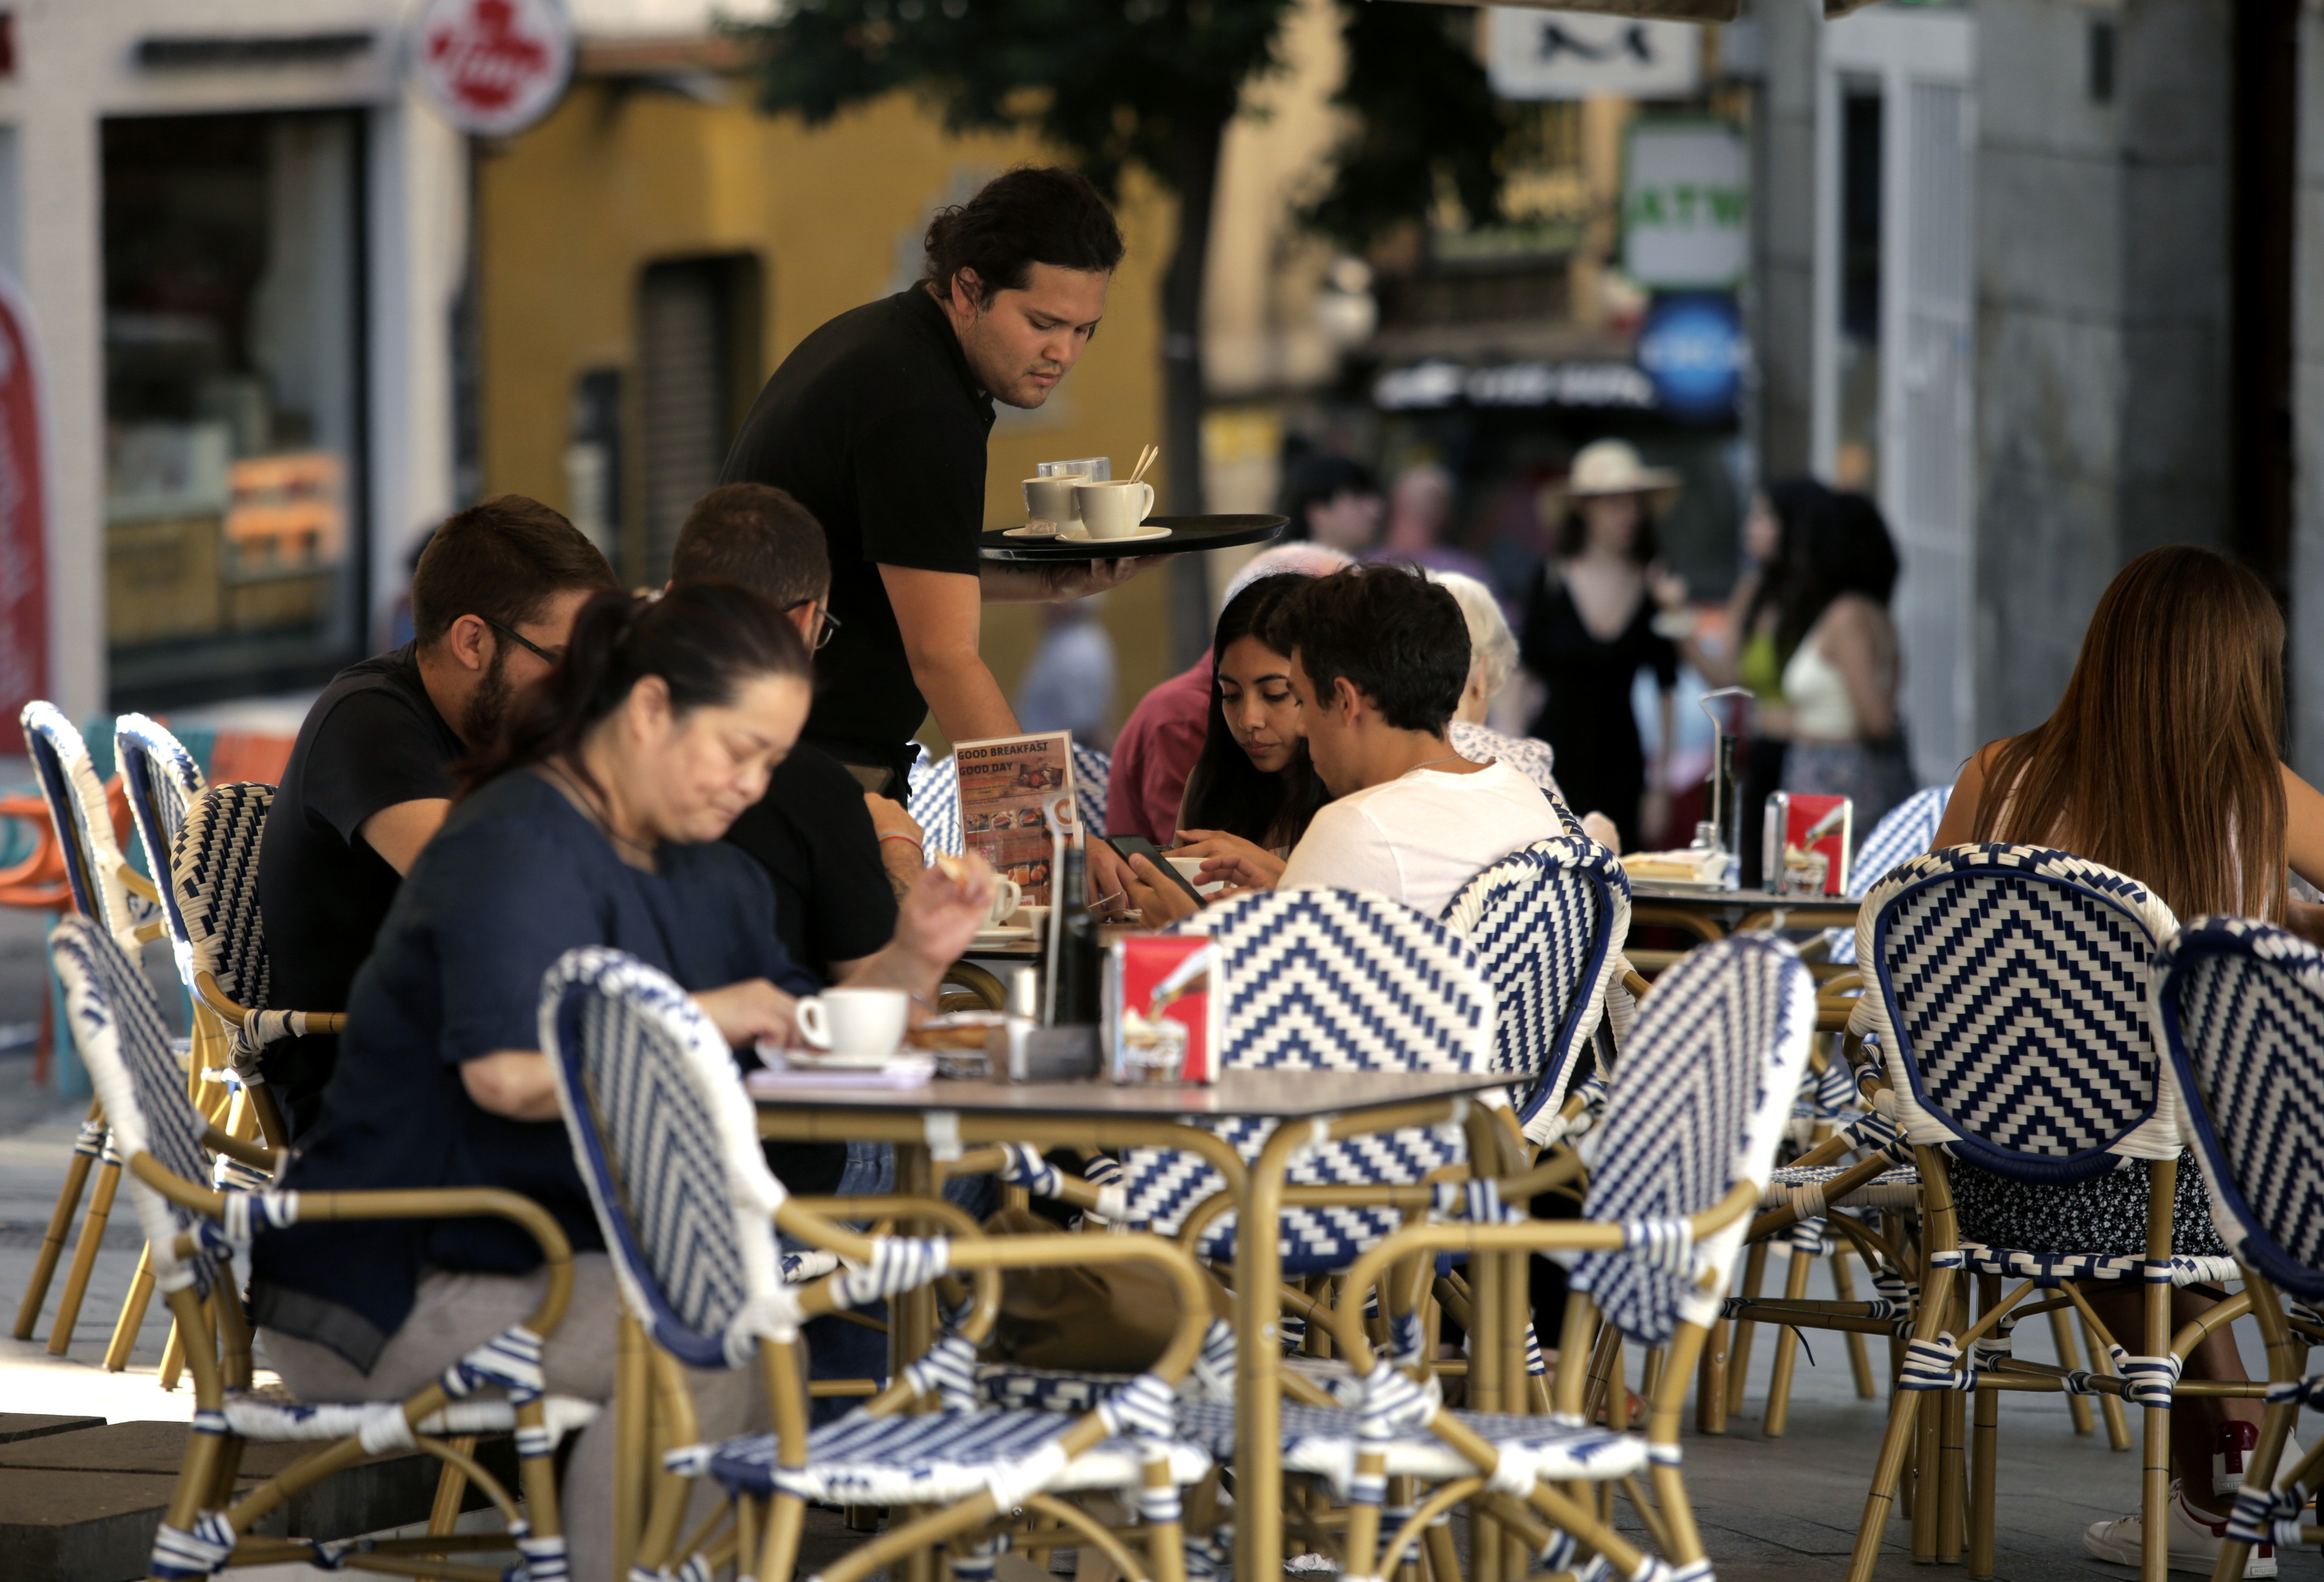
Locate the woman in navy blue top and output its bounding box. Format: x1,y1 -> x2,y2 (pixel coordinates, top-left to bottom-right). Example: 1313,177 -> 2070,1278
249,582 -> 993,1578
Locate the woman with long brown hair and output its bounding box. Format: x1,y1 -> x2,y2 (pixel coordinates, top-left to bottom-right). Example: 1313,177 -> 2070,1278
1929,545 -> 2322,1570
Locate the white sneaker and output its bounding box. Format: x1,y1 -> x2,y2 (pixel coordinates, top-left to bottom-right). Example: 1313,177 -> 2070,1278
2082,1483 -> 2276,1577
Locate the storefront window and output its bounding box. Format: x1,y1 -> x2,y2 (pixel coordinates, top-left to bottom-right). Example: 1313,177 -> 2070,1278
102,111 -> 364,704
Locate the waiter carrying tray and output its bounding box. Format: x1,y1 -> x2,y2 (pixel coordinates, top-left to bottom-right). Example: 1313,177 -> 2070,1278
721,166 -> 1164,794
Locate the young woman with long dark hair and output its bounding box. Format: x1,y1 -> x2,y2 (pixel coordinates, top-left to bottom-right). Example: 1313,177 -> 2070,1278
1653,477 -> 1830,882
248,583 -> 995,1582
1773,491 -> 1915,841
1930,545 -> 2324,1565
1163,573 -> 1333,891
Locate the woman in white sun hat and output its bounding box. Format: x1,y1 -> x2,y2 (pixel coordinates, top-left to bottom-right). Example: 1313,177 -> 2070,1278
1518,438 -> 1682,851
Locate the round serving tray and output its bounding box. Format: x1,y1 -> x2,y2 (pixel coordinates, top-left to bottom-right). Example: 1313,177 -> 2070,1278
977,512 -> 1288,562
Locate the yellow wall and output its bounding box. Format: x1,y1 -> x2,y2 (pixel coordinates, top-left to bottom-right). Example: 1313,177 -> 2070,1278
476,78 -> 1181,754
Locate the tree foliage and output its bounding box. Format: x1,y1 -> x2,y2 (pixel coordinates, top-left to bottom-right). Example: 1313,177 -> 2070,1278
731,0 -> 1298,201
1303,2 -> 1511,250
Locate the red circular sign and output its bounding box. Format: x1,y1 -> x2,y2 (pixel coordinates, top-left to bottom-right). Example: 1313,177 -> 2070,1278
412,0 -> 575,137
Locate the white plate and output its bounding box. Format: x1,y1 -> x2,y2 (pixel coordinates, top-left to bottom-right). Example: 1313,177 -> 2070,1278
1058,524 -> 1171,545
971,925 -> 1035,942
1004,524 -> 1061,538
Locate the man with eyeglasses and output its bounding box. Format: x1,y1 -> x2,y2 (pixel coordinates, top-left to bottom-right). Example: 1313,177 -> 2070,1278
669,484 -> 923,1012
259,496 -> 619,1134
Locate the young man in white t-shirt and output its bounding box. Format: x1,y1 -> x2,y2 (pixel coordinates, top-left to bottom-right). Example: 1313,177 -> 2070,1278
1108,563 -> 1567,921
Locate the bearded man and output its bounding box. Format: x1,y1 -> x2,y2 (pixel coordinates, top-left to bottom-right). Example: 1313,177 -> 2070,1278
258,495 -> 617,1133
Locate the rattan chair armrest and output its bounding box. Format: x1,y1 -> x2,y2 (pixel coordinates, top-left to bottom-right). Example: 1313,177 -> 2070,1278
130,1154 -> 577,1339
1746,1152 -> 1902,1242
785,1193 -> 1000,1344
200,1125 -> 278,1173
1324,1178 -> 1763,1371
192,969 -> 348,1037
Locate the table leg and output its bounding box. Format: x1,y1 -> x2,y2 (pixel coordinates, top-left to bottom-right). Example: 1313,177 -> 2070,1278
894,1143 -> 939,1582
1232,1122 -> 1312,1582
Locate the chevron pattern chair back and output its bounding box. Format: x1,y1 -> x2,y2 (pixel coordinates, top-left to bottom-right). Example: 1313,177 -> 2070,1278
174,784 -> 276,1023
116,714 -> 208,986
2156,918 -> 2324,1301
1853,844 -> 2184,1183
51,914 -> 222,1299
908,750 -> 964,860
1440,832 -> 1630,1130
1117,887 -> 1495,1268
1070,744 -> 1110,838
21,701 -> 135,941
1570,933 -> 1815,1345
1826,784 -> 1952,965
539,946 -> 785,1371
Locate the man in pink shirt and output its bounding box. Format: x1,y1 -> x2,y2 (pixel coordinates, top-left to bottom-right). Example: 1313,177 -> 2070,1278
1105,542 -> 1353,844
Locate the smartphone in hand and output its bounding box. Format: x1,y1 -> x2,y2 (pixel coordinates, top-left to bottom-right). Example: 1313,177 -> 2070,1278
1102,834 -> 1206,905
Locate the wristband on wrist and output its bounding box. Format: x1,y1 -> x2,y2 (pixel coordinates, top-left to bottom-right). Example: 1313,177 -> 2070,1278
879,832 -> 924,848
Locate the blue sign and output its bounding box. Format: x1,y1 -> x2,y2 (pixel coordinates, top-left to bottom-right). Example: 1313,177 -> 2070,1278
1635,292 -> 1747,421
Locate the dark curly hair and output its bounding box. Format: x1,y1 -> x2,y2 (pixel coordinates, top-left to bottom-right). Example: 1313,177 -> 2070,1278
1260,563 -> 1470,735
924,166 -> 1124,306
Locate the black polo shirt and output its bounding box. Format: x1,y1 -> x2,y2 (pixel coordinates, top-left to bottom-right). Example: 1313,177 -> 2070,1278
257,644 -> 464,1134
722,740 -> 898,983
719,285 -> 995,785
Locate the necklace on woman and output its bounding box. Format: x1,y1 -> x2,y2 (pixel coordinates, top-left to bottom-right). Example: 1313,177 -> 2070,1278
543,760 -> 658,866
1406,754 -> 1465,775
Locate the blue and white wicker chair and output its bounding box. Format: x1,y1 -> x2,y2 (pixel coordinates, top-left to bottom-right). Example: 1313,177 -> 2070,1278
1072,742 -> 1111,838
1823,784 -> 1951,966
1113,889 -> 1497,1273
909,747 -> 965,860
89,716 -> 227,1379
170,782 -> 344,1105
1440,831 -> 1630,1146
14,702 -> 166,1359
1281,931 -> 1818,1582
116,713 -> 206,915
2152,918 -> 2324,1577
23,701 -> 151,946
1722,784 -> 1957,1431
539,946 -> 1213,1582
51,912 -> 591,1582
1841,845 -> 2223,1582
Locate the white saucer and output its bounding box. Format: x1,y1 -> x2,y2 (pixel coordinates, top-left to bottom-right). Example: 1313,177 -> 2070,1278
1058,524 -> 1171,545
1004,524 -> 1061,538
971,925 -> 1035,942
772,1047 -> 912,1069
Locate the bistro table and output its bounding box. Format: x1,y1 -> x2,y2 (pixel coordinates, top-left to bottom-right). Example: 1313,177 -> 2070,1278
1625,881 -> 1864,984
754,1065 -> 1517,1582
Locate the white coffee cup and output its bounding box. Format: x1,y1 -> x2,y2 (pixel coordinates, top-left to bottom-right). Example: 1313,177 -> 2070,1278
986,875 -> 1024,926
794,987 -> 909,1060
1023,476 -> 1079,528
1072,480 -> 1155,539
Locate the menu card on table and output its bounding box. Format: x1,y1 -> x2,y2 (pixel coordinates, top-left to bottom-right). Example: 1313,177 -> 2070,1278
954,730 -> 1076,906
